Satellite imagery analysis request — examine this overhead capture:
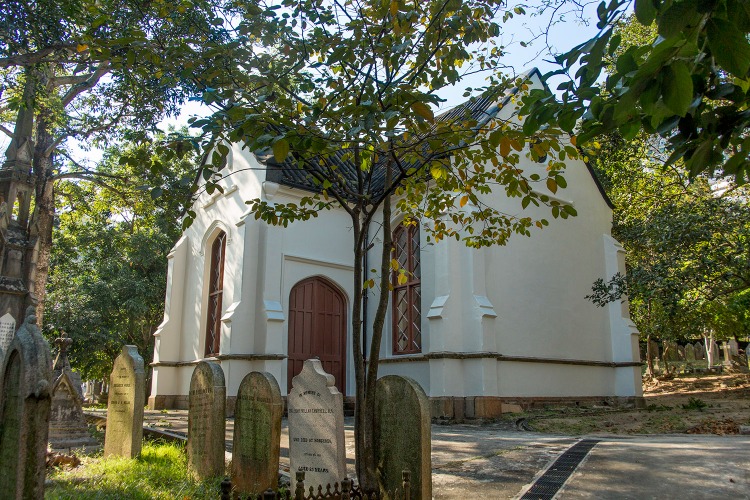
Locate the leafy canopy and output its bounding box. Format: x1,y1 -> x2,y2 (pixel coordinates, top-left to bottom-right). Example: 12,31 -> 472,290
521,0 -> 750,183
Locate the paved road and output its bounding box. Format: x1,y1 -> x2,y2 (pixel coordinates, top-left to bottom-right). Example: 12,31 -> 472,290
88,409 -> 750,498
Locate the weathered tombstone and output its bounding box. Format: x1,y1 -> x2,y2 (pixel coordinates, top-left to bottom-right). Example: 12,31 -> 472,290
677,345 -> 685,361
187,361 -> 226,480
374,375 -> 432,500
0,307 -> 53,500
103,345 -> 145,458
0,312 -> 16,358
232,371 -> 283,496
729,339 -> 739,357
49,335 -> 99,451
694,342 -> 704,360
721,342 -> 732,366
685,344 -> 695,365
709,340 -> 720,365
288,359 -> 346,490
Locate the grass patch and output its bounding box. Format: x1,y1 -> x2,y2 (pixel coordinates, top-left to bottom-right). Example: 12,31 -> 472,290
46,441 -> 222,499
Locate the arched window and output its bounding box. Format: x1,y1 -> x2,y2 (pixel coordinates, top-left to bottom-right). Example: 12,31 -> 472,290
392,223 -> 421,354
205,231 -> 226,357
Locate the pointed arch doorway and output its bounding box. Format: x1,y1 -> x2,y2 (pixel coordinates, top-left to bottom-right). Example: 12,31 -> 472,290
287,277 -> 347,394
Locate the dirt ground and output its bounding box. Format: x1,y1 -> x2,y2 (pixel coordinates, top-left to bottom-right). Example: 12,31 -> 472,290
523,371 -> 750,435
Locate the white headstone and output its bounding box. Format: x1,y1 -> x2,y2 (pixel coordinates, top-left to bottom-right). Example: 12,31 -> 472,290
288,359 -> 346,490
0,313 -> 16,355
729,339 -> 739,357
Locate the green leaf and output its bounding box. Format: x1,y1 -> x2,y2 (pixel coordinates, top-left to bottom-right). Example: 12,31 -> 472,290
661,62 -> 693,117
707,18 -> 750,77
411,102 -> 434,123
634,0 -> 656,26
273,138 -> 290,162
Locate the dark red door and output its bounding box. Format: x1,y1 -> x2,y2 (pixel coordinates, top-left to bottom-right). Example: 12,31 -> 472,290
287,277 -> 347,394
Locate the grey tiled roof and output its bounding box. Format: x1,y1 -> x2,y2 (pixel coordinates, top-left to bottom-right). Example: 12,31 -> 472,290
260,69 -> 612,208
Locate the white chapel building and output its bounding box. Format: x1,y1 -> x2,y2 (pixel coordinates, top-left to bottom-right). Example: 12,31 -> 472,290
149,70 -> 643,418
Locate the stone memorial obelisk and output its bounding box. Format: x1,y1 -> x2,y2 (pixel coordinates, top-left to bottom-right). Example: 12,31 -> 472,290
0,307 -> 53,499
104,345 -> 145,458
374,375 -> 432,499
187,361 -> 226,479
288,359 -> 346,489
232,371 -> 284,495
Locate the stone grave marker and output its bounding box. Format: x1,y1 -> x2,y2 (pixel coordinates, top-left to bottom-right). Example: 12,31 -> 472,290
677,345 -> 685,361
684,344 -> 695,365
729,339 -> 739,357
374,375 -> 431,500
694,342 -> 704,360
232,371 -> 283,496
288,359 -> 346,490
49,335 -> 99,451
721,342 -> 732,366
104,345 -> 145,458
0,312 -> 16,358
710,341 -> 720,365
0,307 -> 52,499
188,361 -> 226,480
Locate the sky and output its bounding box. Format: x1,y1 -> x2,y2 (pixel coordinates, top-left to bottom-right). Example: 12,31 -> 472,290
1,2 -> 607,167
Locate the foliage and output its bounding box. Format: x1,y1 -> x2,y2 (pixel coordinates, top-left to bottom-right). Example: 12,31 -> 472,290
45,137 -> 194,380
46,440 -> 222,499
587,130 -> 750,343
521,1 -> 750,183
682,397 -> 707,411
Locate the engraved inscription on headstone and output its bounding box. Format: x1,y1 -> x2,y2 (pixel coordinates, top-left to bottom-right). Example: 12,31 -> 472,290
232,371 -> 283,496
288,359 -> 346,490
0,313 -> 16,356
374,375 -> 431,500
0,307 -> 52,499
187,361 -> 226,480
104,346 -> 145,458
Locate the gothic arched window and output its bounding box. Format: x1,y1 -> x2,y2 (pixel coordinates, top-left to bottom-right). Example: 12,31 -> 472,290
205,231 -> 226,357
392,223 -> 421,354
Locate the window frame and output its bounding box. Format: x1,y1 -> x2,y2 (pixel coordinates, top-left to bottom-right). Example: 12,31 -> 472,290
204,231 -> 226,357
391,223 -> 421,355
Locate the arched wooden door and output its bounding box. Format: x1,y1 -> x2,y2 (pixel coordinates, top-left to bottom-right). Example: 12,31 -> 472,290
287,277 -> 347,394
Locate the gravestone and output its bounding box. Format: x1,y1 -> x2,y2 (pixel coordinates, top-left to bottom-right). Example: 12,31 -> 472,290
684,344 -> 695,365
721,342 -> 732,366
694,342 -> 704,360
288,359 -> 346,490
232,371 -> 283,496
677,345 -> 685,361
710,341 -> 720,365
0,312 -> 16,357
104,345 -> 145,458
374,375 -> 432,500
728,339 -> 739,357
49,335 -> 99,451
0,307 -> 53,499
187,361 -> 226,480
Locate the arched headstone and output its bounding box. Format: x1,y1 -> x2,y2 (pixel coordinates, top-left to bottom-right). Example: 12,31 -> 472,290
104,345 -> 145,458
374,375 -> 431,499
188,361 -> 226,479
232,371 -> 283,495
288,359 -> 345,490
0,307 -> 52,499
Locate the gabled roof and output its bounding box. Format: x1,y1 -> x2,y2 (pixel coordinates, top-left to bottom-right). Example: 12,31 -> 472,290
261,68 -> 613,209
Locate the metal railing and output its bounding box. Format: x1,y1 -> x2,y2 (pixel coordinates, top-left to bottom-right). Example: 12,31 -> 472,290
221,470 -> 411,500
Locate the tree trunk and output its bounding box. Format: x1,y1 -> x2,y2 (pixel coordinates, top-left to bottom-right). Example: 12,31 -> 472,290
358,161 -> 393,494
351,210 -> 367,489
30,67 -> 56,327
645,334 -> 655,378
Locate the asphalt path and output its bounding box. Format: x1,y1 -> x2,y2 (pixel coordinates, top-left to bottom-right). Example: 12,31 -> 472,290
87,409 -> 750,498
